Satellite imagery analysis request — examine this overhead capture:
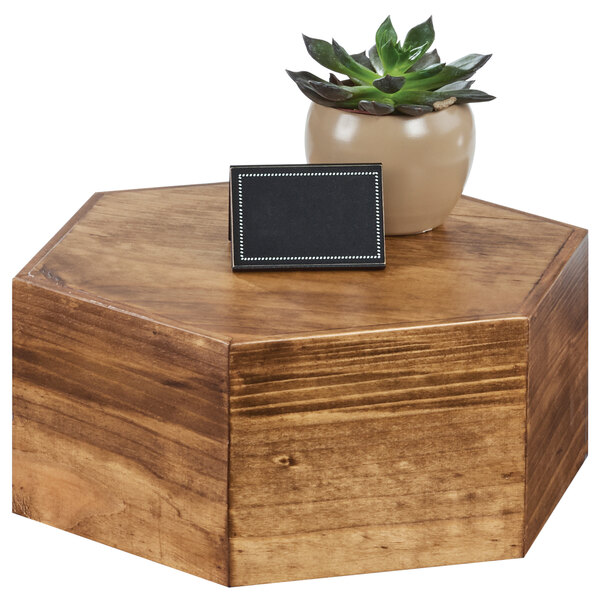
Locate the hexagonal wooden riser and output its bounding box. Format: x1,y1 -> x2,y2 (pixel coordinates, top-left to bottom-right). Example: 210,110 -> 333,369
12,185 -> 588,586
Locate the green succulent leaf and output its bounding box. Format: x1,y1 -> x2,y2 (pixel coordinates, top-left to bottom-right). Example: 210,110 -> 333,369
435,80 -> 474,92
403,62 -> 446,80
376,16 -> 398,51
301,35 -> 377,84
404,55 -> 490,91
337,85 -> 389,102
389,90 -> 448,106
332,39 -> 378,83
286,69 -> 326,86
372,75 -> 406,93
402,65 -> 475,90
286,69 -> 325,84
376,17 -> 405,73
286,70 -> 339,107
368,45 -> 384,74
358,100 -> 395,115
391,88 -> 495,107
400,16 -> 435,64
302,35 -> 343,72
308,80 -> 354,101
289,16 -> 495,113
291,82 -> 338,107
379,40 -> 403,74
395,104 -> 434,116
450,89 -> 496,103
449,53 -> 492,72
407,49 -> 441,72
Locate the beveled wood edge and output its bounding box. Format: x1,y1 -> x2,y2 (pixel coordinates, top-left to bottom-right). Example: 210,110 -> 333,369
12,270 -> 535,346
13,266 -> 538,346
99,180 -> 229,195
230,314 -> 530,350
226,359 -> 232,588
12,277 -> 233,346
519,229 -> 589,315
522,232 -> 589,554
16,192 -> 104,279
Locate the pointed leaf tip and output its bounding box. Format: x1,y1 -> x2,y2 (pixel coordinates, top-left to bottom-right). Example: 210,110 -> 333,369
285,70 -> 326,85
351,50 -> 375,71
301,35 -> 347,73
376,15 -> 398,48
451,89 -> 496,103
449,53 -> 493,73
402,16 -> 435,55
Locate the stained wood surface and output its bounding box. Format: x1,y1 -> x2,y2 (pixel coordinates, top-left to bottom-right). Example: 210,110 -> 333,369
228,319 -> 529,584
524,235 -> 588,550
12,279 -> 230,585
12,183 -> 588,586
18,183 -> 580,342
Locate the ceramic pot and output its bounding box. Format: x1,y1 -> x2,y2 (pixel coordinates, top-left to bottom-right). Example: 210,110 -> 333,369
305,102 -> 475,235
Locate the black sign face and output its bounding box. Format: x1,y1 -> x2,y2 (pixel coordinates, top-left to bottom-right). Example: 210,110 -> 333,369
229,164 -> 385,271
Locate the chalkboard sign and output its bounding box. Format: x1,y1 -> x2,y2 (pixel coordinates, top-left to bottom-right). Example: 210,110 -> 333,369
229,164 -> 385,271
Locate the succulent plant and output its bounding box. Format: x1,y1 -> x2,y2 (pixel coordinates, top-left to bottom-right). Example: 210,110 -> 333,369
287,16 -> 495,116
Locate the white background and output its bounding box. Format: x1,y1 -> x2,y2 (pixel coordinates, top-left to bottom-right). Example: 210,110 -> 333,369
1,1 -> 597,598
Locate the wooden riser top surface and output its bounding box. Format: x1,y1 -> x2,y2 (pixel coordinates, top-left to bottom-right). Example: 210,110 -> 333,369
17,183 -> 586,342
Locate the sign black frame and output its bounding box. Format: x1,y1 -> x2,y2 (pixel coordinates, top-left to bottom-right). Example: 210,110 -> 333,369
229,163 -> 385,271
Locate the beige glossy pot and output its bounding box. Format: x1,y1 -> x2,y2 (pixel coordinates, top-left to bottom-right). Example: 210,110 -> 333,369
305,102 -> 475,235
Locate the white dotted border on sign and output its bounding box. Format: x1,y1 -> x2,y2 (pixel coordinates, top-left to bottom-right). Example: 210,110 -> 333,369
237,171 -> 382,262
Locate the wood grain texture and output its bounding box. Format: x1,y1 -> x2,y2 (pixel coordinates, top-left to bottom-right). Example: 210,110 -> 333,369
12,278 -> 230,585
524,234 -> 588,551
21,184 -> 575,342
12,183 -> 589,585
228,319 -> 528,585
